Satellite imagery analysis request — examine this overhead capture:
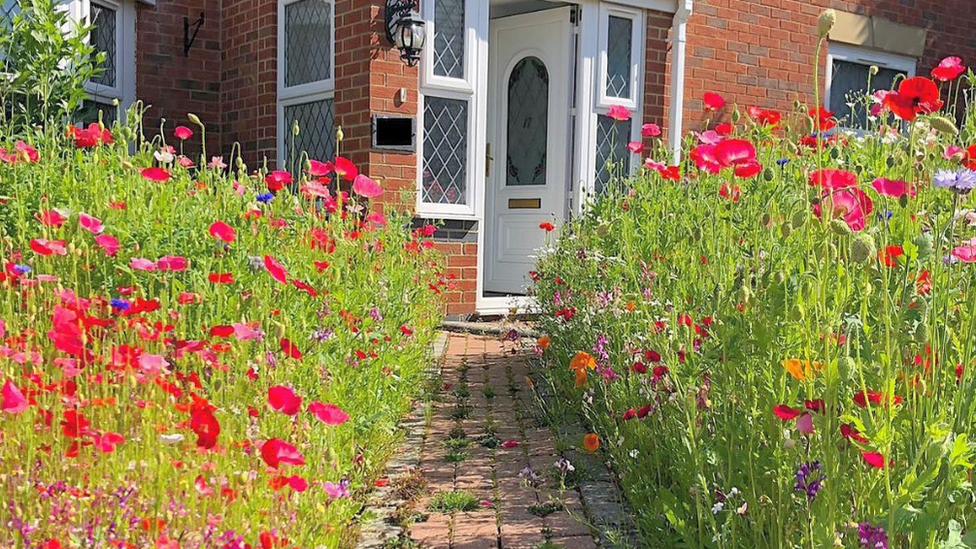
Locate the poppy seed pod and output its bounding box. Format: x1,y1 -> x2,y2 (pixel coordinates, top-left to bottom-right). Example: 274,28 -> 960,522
763,167 -> 774,181
851,233 -> 877,264
781,221 -> 792,238
818,9 -> 836,38
829,218 -> 853,236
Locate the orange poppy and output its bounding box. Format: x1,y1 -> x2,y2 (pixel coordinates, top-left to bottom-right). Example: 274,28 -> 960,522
583,433 -> 600,453
537,335 -> 551,350
781,358 -> 824,381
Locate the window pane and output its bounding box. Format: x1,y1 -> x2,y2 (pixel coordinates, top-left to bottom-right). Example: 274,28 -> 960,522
829,59 -> 904,129
283,99 -> 335,172
433,0 -> 464,79
423,97 -> 468,205
606,15 -> 632,98
507,57 -> 548,187
595,115 -> 631,195
285,0 -> 332,87
76,101 -> 117,127
90,2 -> 117,87
1,0 -> 18,29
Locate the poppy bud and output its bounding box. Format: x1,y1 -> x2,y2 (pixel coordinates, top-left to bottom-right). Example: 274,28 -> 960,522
792,99 -> 803,111
836,355 -> 854,382
781,221 -> 792,238
818,9 -> 836,38
738,285 -> 752,306
791,210 -> 807,229
292,120 -> 300,136
851,233 -> 876,264
929,115 -> 959,136
762,167 -> 774,181
273,322 -> 286,340
914,231 -> 934,260
731,108 -> 741,123
336,126 -> 345,143
789,306 -> 803,321
596,223 -> 610,237
761,213 -> 771,226
869,65 -> 879,76
774,271 -> 786,285
829,218 -> 852,237
899,193 -> 909,208
187,113 -> 202,127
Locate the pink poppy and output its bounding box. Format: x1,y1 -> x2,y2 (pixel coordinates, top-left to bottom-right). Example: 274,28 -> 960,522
627,141 -> 644,154
78,212 -> 104,234
952,245 -> 976,263
607,105 -> 631,122
300,181 -> 333,200
308,159 -> 330,177
36,209 -> 66,228
93,432 -> 125,453
264,255 -> 288,284
703,92 -> 726,112
352,174 -> 383,198
714,139 -> 756,167
30,238 -> 67,256
308,402 -> 350,426
871,178 -> 915,198
288,475 -> 309,492
265,170 -> 293,192
796,413 -> 814,434
130,258 -> 157,272
945,145 -> 966,161
141,167 -> 171,182
733,160 -> 762,178
208,221 -> 236,243
816,187 -> 874,232
642,123 -> 661,137
1,379 -> 27,414
155,256 -> 187,271
260,438 -> 305,468
232,323 -> 261,341
931,56 -> 966,82
773,404 -> 800,420
268,385 -> 302,416
94,234 -> 120,256
690,144 -> 721,174
174,126 -> 193,140
138,353 -> 169,375
696,130 -> 724,145
861,451 -> 888,469
366,211 -> 387,227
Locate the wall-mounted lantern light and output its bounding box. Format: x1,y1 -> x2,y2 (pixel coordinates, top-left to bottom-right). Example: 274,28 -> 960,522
385,1 -> 426,67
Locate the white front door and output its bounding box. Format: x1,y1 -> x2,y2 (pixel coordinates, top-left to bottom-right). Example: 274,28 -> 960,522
484,7 -> 573,295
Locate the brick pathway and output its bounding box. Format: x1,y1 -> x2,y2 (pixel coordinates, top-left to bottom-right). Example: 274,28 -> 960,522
406,333 -> 598,549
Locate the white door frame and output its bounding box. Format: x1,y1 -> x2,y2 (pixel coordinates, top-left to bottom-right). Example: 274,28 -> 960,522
474,0 -> 653,315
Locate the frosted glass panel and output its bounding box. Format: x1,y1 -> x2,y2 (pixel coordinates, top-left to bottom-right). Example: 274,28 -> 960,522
506,57 -> 548,187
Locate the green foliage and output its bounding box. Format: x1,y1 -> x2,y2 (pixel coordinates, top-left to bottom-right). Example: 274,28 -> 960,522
428,490 -> 479,513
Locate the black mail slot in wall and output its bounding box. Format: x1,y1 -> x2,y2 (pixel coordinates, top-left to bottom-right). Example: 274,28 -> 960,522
372,115 -> 416,152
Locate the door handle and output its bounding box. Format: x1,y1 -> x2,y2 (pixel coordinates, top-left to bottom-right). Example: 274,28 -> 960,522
485,143 -> 493,176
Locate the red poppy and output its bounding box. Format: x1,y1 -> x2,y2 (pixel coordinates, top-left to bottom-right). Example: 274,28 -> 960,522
265,170 -> 293,192
61,410 -> 91,438
853,390 -> 903,408
747,106 -> 781,127
703,92 -> 726,112
713,139 -> 757,167
871,178 -> 915,198
539,221 -> 555,232
279,338 -> 303,359
141,167 -> 171,182
879,246 -> 904,268
190,406 -> 220,449
268,385 -> 302,416
334,157 -> 359,181
715,123 -> 733,136
208,272 -> 234,284
841,423 -> 869,443
264,255 -> 288,284
260,438 -> 305,468
30,238 -> 67,256
36,210 -> 65,228
884,76 -> 943,121
68,123 -> 112,148
810,108 -> 837,132
808,169 -> 856,190
773,404 -> 800,420
861,451 -> 889,469
931,56 -> 966,82
309,402 -> 350,425
208,221 -> 236,243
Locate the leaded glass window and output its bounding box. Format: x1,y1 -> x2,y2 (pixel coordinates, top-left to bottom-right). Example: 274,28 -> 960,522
1,0 -> 18,30
595,115 -> 631,195
829,60 -> 904,130
433,0 -> 464,79
284,0 -> 332,87
283,99 -> 335,171
90,2 -> 116,87
506,57 -> 548,187
423,97 -> 468,205
606,16 -> 632,98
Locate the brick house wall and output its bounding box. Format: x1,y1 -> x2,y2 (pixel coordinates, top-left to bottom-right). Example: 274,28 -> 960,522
135,0 -> 222,158
677,0 -> 976,133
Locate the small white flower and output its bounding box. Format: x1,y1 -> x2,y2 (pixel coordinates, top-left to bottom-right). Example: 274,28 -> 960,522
159,433 -> 185,445
711,501 -> 724,514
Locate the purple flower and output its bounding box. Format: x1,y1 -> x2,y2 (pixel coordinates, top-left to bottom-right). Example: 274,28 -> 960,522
858,522 -> 889,549
934,168 -> 976,194
794,461 -> 825,501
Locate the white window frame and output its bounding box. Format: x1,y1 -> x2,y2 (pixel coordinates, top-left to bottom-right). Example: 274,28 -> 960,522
276,0 -> 335,166
824,42 -> 917,115
416,0 -> 485,219
588,3 -> 644,195
74,0 -> 136,124
596,3 -> 642,110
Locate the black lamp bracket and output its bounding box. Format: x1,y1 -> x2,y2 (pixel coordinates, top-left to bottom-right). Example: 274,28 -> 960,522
384,0 -> 416,44
184,12 -> 205,57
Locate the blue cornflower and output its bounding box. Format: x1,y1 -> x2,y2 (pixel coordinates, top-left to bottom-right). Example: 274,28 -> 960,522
256,192 -> 275,203
110,298 -> 131,310
934,168 -> 976,195
776,158 -> 790,167
13,264 -> 31,275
